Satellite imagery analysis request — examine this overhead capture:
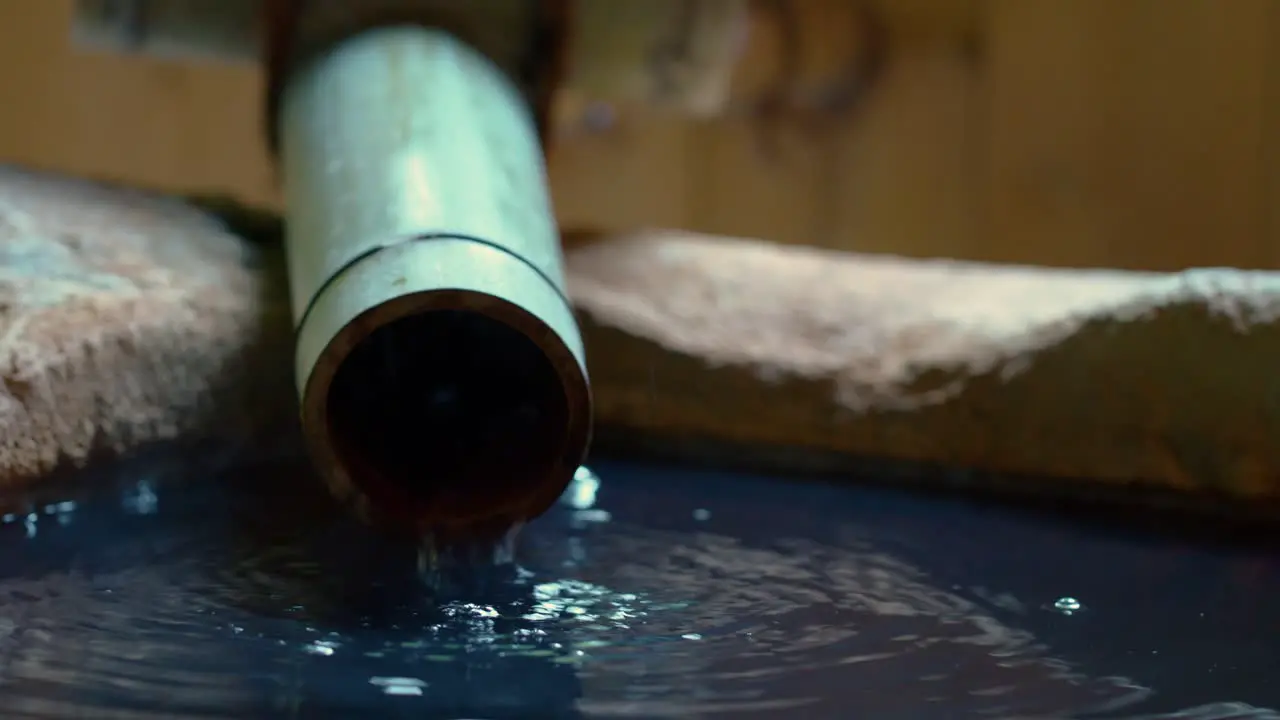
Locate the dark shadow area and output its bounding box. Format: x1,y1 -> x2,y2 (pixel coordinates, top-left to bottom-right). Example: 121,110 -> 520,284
327,309 -> 569,526
591,426 -> 1280,550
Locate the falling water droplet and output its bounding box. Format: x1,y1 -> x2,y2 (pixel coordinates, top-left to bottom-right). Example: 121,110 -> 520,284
567,466 -> 601,509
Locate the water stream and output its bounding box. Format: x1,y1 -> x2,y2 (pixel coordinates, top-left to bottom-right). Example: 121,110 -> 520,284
0,447 -> 1275,719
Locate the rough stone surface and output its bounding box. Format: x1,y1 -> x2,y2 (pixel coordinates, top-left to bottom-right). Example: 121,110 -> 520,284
570,233 -> 1280,506
0,166 -> 293,490
5,167 -> 1280,513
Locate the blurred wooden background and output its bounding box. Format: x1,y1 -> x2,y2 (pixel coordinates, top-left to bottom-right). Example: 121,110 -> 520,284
0,0 -> 1277,270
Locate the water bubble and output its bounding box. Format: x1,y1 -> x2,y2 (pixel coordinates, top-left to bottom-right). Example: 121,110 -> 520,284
692,509 -> 711,521
304,639 -> 339,656
121,479 -> 158,515
369,677 -> 427,696
1052,597 -> 1083,615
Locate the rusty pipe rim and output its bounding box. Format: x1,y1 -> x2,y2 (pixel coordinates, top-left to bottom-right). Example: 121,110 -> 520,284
297,243 -> 592,541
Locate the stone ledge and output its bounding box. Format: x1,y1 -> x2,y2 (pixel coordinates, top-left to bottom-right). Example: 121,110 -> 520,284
571,234 -> 1280,503
0,166 -> 294,486
3,167 -> 1279,514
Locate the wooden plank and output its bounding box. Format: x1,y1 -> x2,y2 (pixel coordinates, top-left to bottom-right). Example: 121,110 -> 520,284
1267,0 -> 1280,265
985,0 -> 1272,270
0,0 -> 276,206
548,105 -> 693,233
15,0 -> 1277,271
820,42 -> 984,258
679,0 -> 984,254
682,116 -> 830,247
0,0 -> 985,257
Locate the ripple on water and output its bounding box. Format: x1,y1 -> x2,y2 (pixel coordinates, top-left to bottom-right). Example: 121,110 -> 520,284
0,455 -> 1270,719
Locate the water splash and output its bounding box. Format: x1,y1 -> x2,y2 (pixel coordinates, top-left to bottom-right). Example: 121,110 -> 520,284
415,520 -> 523,595
412,466 -> 610,592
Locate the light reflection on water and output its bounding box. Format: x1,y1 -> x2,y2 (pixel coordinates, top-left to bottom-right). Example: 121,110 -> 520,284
0,450 -> 1275,719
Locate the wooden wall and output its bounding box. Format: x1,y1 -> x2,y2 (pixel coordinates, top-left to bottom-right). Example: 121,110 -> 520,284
1,0 -> 1277,270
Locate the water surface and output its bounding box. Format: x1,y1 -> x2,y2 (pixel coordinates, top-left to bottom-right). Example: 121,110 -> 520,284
0,448 -> 1275,719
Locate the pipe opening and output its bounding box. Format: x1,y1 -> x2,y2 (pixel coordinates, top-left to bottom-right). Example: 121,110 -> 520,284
325,308 -> 570,528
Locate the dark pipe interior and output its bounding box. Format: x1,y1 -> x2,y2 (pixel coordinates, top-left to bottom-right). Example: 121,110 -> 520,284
326,309 -> 570,527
